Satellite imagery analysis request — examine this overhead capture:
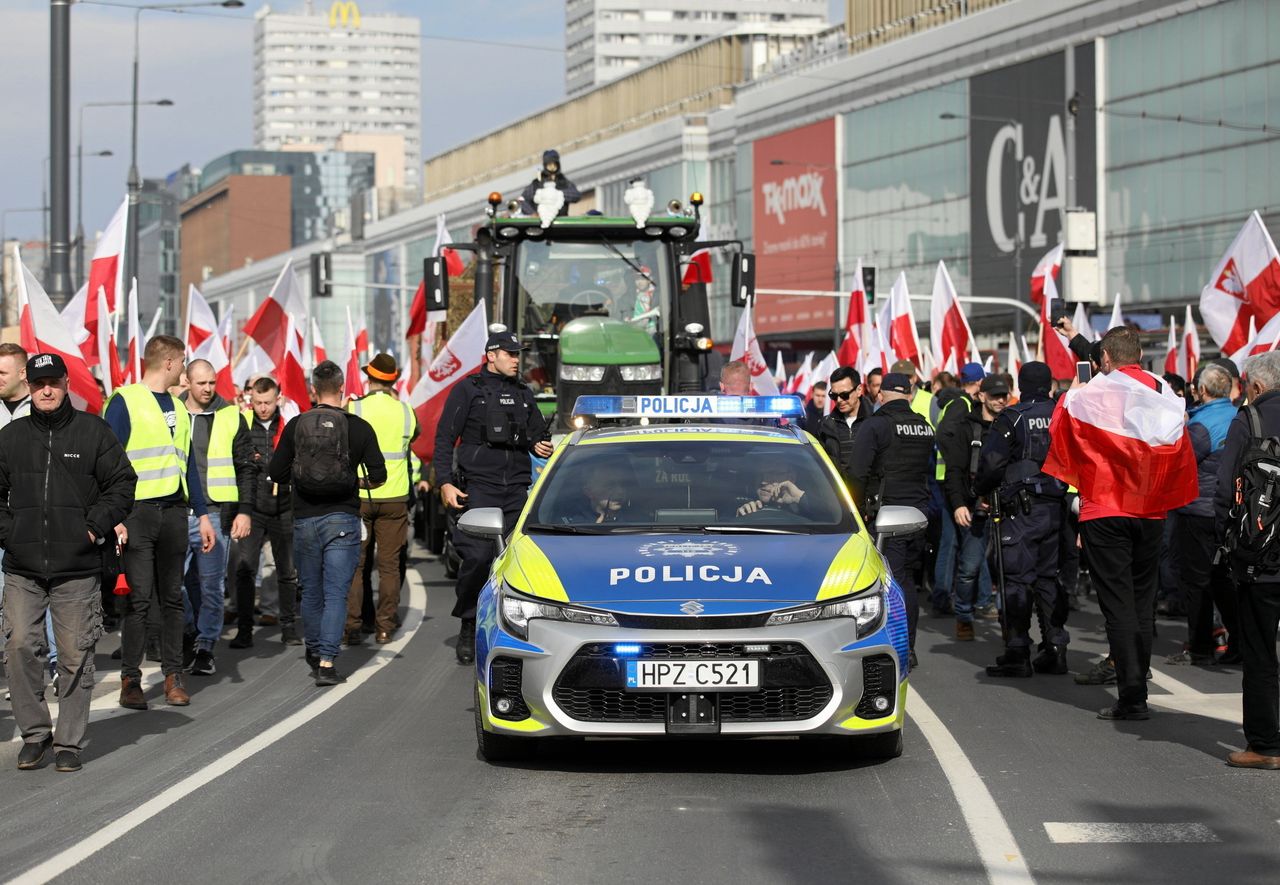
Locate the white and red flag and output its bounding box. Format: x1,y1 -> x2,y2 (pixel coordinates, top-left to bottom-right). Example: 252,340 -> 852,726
1229,314 -> 1280,370
1005,331 -> 1025,397
886,272 -> 922,368
343,306 -> 365,401
929,260 -> 975,372
786,352 -> 813,397
1179,304 -> 1201,381
278,314 -> 310,413
15,251 -> 102,414
1072,302 -> 1096,343
1029,243 -> 1063,309
1163,316 -> 1179,376
185,284 -> 217,357
409,301 -> 488,462
837,258 -> 875,370
1037,257 -> 1075,379
811,352 -> 838,403
190,297 -> 236,402
728,301 -> 780,395
1044,367 -> 1198,516
60,285 -> 91,348
124,278 -> 142,383
1108,291 -> 1123,332
96,286 -> 124,396
773,351 -> 786,390
243,258 -> 306,367
1200,211 -> 1280,354
311,317 -> 327,366
218,306 -> 235,357
83,197 -> 128,365
682,230 -> 713,286
435,214 -> 464,279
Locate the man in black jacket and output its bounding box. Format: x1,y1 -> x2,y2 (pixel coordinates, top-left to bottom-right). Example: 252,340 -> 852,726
815,367 -> 866,488
0,354 -> 135,771
519,149 -> 581,216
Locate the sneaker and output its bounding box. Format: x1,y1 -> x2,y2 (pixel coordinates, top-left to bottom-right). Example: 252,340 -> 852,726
1074,657 -> 1117,685
54,751 -> 82,772
314,665 -> 347,687
955,621 -> 975,642
281,625 -> 303,646
17,737 -> 53,770
305,650 -> 320,677
1165,649 -> 1216,666
189,650 -> 216,676
975,605 -> 1000,621
1098,701 -> 1150,721
229,629 -> 254,649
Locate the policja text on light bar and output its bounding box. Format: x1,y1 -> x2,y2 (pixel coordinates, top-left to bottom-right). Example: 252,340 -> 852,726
571,395 -> 804,419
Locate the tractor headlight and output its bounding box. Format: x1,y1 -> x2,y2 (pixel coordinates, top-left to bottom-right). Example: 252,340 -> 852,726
619,364 -> 662,382
560,365 -> 606,383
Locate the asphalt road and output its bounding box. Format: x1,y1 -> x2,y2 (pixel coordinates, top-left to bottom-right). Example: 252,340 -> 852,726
2,549 -> 1279,885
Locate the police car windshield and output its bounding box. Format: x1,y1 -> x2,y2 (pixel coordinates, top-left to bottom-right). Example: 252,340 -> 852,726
515,239 -> 667,332
526,440 -> 855,534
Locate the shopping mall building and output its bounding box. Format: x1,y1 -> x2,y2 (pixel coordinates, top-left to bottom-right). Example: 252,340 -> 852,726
201,0 -> 1278,362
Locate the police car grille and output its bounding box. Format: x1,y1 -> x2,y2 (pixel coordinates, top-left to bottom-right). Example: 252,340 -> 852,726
489,656 -> 531,721
853,654 -> 896,719
720,685 -> 833,722
577,642 -> 808,659
552,687 -> 668,722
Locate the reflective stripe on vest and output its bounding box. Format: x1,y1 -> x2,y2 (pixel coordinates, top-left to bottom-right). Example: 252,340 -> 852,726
204,405 -> 242,503
114,383 -> 191,501
350,392 -> 416,500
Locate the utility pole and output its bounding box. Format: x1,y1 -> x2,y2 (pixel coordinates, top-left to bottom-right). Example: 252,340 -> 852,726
49,0 -> 73,304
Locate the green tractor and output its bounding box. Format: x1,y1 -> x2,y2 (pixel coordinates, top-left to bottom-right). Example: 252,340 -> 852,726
424,184 -> 755,430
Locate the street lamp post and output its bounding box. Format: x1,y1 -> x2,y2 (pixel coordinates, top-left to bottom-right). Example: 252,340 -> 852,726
124,0 -> 243,287
78,99 -> 171,287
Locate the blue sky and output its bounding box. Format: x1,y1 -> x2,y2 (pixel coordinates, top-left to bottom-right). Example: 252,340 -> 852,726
1,1 -> 842,241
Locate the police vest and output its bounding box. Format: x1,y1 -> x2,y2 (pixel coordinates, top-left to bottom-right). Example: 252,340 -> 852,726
204,405 -> 243,504
349,391 -> 416,500
1001,399 -> 1064,497
868,405 -> 935,506
114,383 -> 191,501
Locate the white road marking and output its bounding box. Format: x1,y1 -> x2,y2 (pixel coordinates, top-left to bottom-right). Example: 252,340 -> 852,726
1146,668 -> 1241,724
1044,822 -> 1220,843
5,569 -> 428,885
907,685 -> 1035,885
8,667 -> 166,743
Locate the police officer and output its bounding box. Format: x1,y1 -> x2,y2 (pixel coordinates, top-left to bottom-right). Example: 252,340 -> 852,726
847,372 -> 935,668
345,353 -> 418,646
815,366 -> 866,488
974,361 -> 1070,677
433,331 -> 553,664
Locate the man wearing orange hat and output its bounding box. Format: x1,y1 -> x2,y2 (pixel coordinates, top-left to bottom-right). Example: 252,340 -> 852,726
344,353 -> 418,644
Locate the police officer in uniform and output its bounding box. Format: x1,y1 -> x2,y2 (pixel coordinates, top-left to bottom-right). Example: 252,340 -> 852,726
974,361 -> 1070,677
433,331 -> 554,664
847,372 -> 935,668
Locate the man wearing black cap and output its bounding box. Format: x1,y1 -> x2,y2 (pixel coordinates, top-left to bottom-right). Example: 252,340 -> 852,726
848,371 -> 935,668
433,330 -> 553,664
974,361 -> 1071,677
0,354 -> 136,771
939,375 -> 1009,641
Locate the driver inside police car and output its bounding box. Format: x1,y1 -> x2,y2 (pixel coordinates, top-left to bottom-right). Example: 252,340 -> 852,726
562,462 -> 634,524
736,461 -> 809,516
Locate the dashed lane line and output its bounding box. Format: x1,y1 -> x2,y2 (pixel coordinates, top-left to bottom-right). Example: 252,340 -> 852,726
1044,822 -> 1220,843
4,568 -> 428,885
907,685 -> 1036,885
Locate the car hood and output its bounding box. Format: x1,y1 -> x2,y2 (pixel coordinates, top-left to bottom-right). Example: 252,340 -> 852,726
499,532 -> 884,617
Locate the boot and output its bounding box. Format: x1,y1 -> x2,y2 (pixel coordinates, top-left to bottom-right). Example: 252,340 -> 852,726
119,675 -> 148,710
456,618 -> 476,665
986,647 -> 1033,678
164,673 -> 191,706
1032,644 -> 1069,674
955,621 -> 975,642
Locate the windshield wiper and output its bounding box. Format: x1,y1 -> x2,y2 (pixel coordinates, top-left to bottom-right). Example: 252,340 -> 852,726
597,236 -> 656,287
703,525 -> 808,535
524,523 -> 608,535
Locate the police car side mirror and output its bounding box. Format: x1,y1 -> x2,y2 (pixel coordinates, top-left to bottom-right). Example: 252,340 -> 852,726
874,505 -> 928,538
458,507 -> 505,540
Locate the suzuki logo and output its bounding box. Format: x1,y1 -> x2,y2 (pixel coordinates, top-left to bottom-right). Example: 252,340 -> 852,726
680,600 -> 705,615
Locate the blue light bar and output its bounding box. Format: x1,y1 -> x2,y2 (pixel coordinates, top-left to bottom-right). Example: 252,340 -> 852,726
572,394 -> 803,419
614,643 -> 642,655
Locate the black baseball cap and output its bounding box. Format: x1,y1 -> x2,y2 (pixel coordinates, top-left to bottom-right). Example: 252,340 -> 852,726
979,376 -> 1010,397
26,353 -> 68,382
881,372 -> 913,395
485,331 -> 527,353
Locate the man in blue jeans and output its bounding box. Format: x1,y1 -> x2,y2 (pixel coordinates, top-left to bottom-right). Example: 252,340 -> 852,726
268,361 -> 385,686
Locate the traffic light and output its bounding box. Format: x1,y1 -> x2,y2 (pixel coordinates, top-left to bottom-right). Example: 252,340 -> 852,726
730,252 -> 756,309
310,252 -> 332,298
862,265 -> 876,303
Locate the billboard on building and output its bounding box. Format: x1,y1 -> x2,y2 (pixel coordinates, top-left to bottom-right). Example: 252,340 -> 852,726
752,118 -> 839,336
968,45 -> 1096,304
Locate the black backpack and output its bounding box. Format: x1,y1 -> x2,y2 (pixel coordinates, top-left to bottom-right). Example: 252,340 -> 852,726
1223,405 -> 1280,578
291,408 -> 356,498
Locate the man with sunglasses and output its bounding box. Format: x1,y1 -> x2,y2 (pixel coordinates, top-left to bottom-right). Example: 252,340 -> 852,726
815,367 -> 865,489
974,362 -> 1071,678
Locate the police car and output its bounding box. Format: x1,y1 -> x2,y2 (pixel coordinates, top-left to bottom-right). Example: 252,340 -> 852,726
462,395 -> 925,761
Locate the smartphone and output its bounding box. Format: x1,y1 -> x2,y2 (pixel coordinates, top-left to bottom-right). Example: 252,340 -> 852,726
1076,361 -> 1093,383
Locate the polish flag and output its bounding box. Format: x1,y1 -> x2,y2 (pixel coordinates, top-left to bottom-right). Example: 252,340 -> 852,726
410,301 -> 488,462
682,247 -> 713,286
1072,302 -> 1096,342
436,214 -> 464,278
773,351 -> 786,390
218,306 -> 235,357
407,217 -> 463,339
1200,211 -> 1280,354
278,314 -> 310,413
15,251 -> 102,414
97,286 -> 124,396
1163,316 -> 1179,376
124,278 -> 142,383
83,197 -> 128,365
1180,304 -> 1201,381
243,259 -> 306,367
929,260 -> 974,371
1108,291 -> 1124,332
343,306 -> 365,401
811,352 -> 838,403
875,302 -> 893,373
1043,367 -> 1198,516
729,301 -> 780,396
787,352 -> 814,398
1029,243 -> 1064,309
233,342 -> 271,390
886,272 -> 922,368
185,284 -> 217,357
1229,313 -> 1280,370
60,285 -> 91,349
837,258 -> 873,369
1038,264 -> 1075,379
311,317 -> 327,366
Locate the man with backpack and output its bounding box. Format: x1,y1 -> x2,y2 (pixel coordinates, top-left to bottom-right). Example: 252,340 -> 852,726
268,361 -> 386,687
1216,351 -> 1280,768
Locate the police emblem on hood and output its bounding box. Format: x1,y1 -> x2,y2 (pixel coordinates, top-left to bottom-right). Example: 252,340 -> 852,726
636,540 -> 739,558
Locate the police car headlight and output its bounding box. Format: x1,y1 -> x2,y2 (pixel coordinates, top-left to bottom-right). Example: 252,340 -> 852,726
560,365 -> 607,383
498,583 -> 618,640
765,585 -> 885,636
619,363 -> 661,382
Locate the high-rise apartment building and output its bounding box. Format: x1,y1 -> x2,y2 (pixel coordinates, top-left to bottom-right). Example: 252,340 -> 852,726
565,0 -> 827,94
253,2 -> 421,190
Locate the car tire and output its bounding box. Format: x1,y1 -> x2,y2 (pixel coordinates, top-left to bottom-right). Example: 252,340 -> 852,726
474,686 -> 536,763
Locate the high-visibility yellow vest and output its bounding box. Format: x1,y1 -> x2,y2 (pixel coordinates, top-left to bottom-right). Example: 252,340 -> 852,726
114,383 -> 191,501
204,405 -> 243,503
910,387 -> 935,427
934,395 -> 973,481
349,391 -> 416,501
